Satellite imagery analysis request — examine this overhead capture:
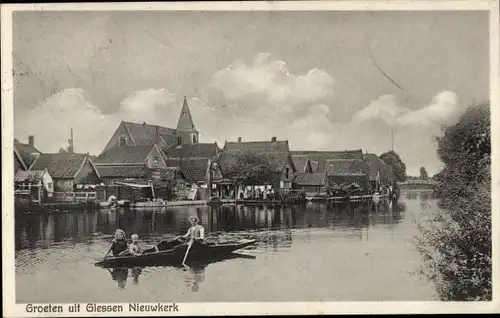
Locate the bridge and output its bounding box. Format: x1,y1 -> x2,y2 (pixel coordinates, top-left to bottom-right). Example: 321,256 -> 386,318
397,179 -> 440,191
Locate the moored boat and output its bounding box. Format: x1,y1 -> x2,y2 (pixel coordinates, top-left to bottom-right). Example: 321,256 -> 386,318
95,239 -> 257,268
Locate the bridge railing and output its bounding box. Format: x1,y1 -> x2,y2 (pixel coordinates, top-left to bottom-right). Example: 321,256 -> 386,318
398,179 -> 440,186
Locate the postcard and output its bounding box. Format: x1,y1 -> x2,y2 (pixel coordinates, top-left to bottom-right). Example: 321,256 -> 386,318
2,1 -> 499,316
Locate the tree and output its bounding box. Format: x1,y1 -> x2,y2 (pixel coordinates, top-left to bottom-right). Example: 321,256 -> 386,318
417,102 -> 491,301
419,167 -> 428,180
220,151 -> 280,186
380,150 -> 407,182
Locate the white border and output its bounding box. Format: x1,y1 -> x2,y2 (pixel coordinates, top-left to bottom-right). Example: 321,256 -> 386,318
2,1 -> 499,316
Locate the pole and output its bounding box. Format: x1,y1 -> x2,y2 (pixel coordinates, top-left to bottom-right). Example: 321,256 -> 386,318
391,128 -> 394,152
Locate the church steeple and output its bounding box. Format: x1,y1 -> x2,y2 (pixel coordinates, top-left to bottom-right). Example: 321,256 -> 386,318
176,96 -> 196,131
175,96 -> 199,145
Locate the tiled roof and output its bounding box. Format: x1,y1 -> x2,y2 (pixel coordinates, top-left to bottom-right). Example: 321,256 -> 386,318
164,158 -> 209,182
323,159 -> 369,176
217,151 -> 291,173
294,173 -> 326,186
96,165 -> 150,178
223,140 -> 289,154
30,153 -> 89,179
290,150 -> 364,173
123,121 -> 176,146
162,143 -> 218,159
15,141 -> 41,168
14,170 -> 47,182
291,155 -> 310,173
96,145 -> 154,164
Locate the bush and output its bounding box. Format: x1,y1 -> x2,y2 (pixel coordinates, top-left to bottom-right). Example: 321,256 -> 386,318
416,102 -> 491,301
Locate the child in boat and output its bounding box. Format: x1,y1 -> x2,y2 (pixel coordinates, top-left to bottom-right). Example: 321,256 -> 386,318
105,229 -> 129,257
129,234 -> 144,256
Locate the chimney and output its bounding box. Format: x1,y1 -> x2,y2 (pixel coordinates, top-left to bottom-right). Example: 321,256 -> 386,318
28,135 -> 34,147
271,136 -> 277,142
238,137 -> 242,142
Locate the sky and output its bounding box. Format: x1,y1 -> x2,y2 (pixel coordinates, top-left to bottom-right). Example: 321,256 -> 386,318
12,10 -> 489,175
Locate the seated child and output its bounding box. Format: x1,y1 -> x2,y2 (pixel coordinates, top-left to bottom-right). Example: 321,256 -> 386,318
129,234 -> 144,256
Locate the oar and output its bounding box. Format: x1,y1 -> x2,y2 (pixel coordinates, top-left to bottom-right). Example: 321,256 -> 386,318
182,239 -> 193,265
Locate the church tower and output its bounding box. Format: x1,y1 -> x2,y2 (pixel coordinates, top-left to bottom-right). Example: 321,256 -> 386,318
175,96 -> 199,145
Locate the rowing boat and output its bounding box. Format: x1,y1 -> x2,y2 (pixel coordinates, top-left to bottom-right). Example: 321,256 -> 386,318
95,239 -> 257,268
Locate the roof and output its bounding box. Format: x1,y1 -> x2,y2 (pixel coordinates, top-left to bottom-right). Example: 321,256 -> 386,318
15,141 -> 41,168
14,148 -> 28,170
96,145 -> 156,164
95,166 -> 150,178
323,159 -> 369,176
294,173 -> 326,186
290,150 -> 364,173
162,143 -> 218,159
121,121 -> 177,147
223,140 -> 290,154
30,153 -> 92,179
176,97 -> 196,131
164,158 -> 210,182
310,161 -> 319,173
291,155 -> 310,173
154,167 -> 186,181
363,153 -> 387,181
14,169 -> 48,182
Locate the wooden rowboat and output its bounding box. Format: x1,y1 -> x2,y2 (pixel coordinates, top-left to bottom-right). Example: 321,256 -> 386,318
95,239 -> 257,268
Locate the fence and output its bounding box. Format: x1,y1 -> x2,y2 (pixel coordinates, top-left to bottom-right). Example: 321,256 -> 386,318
52,192 -> 97,202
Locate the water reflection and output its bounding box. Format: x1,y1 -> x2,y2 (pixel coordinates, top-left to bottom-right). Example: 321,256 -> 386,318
107,267 -> 143,289
15,199 -> 405,252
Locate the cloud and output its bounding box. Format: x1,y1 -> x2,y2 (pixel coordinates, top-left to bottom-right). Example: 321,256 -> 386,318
352,91 -> 460,129
397,91 -> 459,127
14,88 -> 184,155
14,54 -> 462,176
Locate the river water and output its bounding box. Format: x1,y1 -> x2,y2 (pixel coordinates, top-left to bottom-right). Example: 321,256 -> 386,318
15,191 -> 439,302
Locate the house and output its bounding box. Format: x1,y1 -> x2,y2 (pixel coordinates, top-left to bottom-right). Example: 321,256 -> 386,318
291,155 -> 313,173
14,169 -> 54,202
94,144 -> 168,185
323,158 -> 371,193
290,150 -> 364,173
293,173 -> 327,196
15,136 -> 41,169
101,97 -> 199,153
29,153 -> 101,192
363,153 -> 395,191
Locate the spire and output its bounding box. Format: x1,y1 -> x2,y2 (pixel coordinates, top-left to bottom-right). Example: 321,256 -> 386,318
176,96 -> 196,131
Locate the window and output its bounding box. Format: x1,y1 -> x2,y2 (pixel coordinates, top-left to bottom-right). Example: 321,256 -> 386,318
153,157 -> 158,166
47,182 -> 53,191
177,136 -> 182,145
192,134 -> 197,144
119,135 -> 127,147
286,167 -> 290,179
